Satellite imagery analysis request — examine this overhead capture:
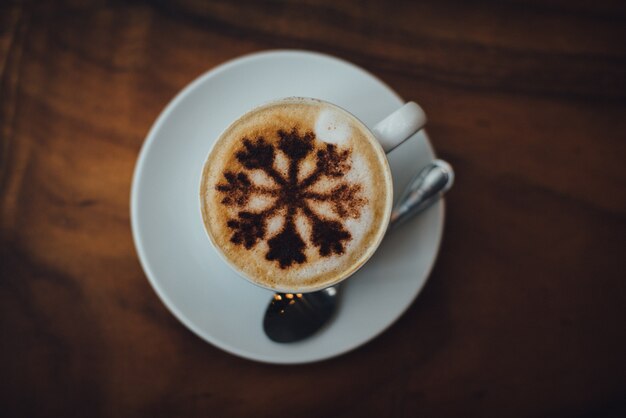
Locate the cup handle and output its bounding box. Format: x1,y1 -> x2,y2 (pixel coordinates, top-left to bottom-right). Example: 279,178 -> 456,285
371,102 -> 427,153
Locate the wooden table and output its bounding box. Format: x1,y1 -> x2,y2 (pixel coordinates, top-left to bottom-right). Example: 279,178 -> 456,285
2,1 -> 625,417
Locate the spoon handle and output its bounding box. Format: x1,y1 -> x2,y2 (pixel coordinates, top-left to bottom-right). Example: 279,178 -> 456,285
389,159 -> 454,230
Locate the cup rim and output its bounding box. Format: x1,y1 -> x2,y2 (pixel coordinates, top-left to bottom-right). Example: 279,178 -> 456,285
199,96 -> 393,293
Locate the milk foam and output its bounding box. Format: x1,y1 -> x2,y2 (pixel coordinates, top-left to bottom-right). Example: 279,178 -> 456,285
290,197 -> 374,282
200,99 -> 392,292
314,108 -> 352,145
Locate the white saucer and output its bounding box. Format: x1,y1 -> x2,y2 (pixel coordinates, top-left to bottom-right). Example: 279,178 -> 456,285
131,50 -> 444,364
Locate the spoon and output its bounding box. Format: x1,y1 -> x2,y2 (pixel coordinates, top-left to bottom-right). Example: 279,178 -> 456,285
263,159 -> 454,343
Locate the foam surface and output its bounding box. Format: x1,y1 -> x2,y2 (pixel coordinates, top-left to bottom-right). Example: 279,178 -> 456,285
200,99 -> 392,292
314,108 -> 352,145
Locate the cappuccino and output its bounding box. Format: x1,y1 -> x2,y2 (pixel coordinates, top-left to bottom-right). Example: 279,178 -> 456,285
200,98 -> 392,292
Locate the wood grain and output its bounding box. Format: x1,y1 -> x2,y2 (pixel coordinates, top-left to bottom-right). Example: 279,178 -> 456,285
1,1 -> 625,417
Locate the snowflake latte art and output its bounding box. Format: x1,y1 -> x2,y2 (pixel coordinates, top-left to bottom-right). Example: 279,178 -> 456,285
200,99 -> 392,292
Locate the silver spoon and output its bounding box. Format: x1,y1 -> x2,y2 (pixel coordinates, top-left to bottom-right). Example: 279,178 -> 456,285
263,159 -> 454,343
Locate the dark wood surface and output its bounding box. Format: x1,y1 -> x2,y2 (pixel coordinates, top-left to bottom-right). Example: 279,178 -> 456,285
1,1 -> 625,417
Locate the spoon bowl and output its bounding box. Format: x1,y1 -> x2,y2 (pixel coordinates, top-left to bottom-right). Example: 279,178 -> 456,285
263,288 -> 339,343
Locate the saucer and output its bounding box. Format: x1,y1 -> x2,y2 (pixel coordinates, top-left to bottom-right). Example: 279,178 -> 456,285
131,50 -> 444,364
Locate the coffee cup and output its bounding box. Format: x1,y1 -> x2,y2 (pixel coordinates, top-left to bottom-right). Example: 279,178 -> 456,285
200,97 -> 426,293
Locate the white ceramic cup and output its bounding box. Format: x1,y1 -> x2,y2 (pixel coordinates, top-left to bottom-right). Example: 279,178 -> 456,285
370,101 -> 427,153
201,97 -> 427,293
